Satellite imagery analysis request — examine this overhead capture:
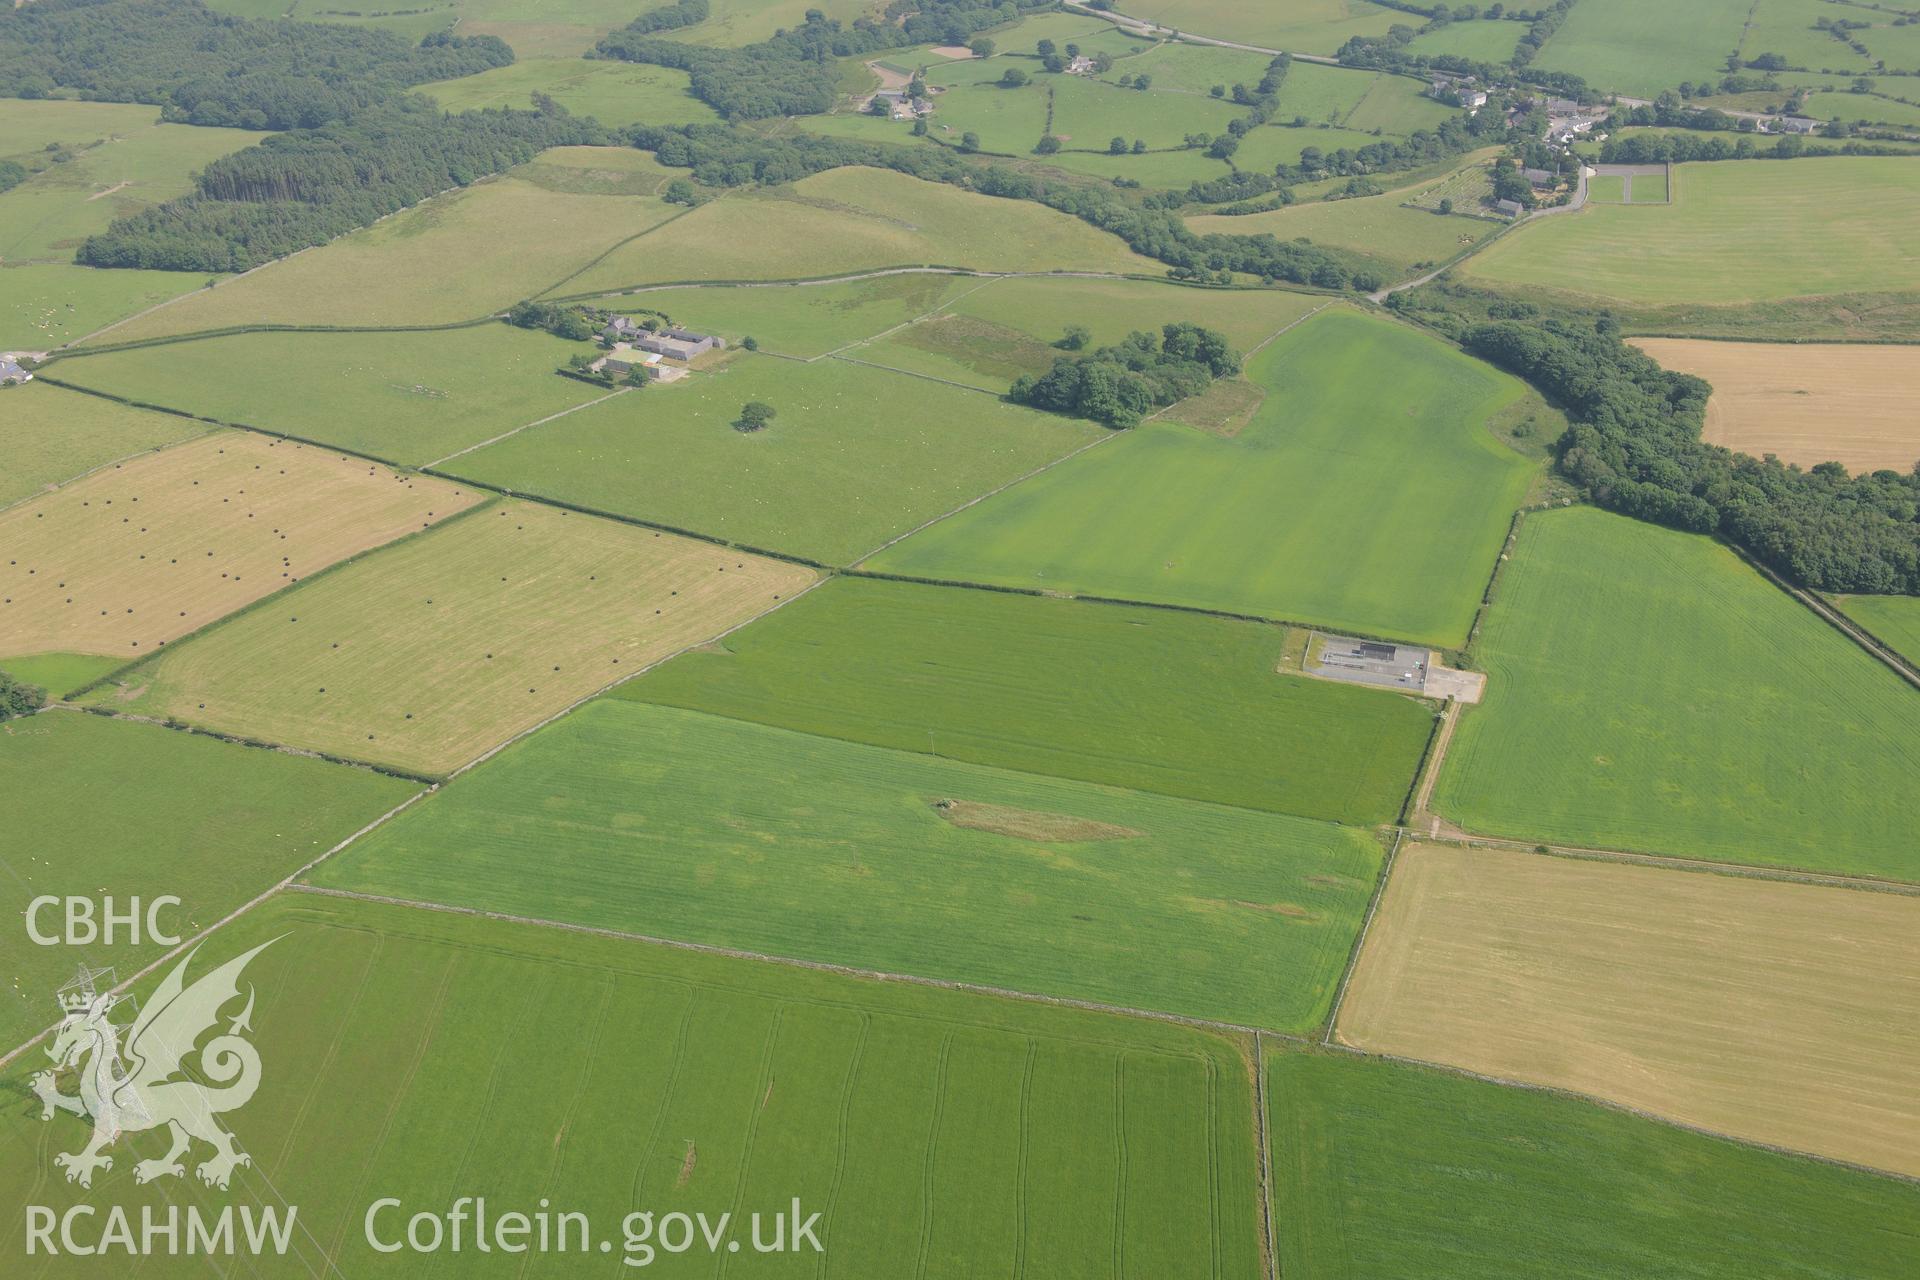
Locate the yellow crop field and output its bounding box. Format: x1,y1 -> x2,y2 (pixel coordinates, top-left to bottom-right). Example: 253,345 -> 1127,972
1336,843 -> 1920,1177
1633,338 -> 1920,473
0,432 -> 479,661
87,500 -> 818,774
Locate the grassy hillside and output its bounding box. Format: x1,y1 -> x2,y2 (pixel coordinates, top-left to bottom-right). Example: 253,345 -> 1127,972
624,576 -> 1434,823
316,699 -> 1385,1031
869,307 -> 1537,647
1435,507 -> 1920,878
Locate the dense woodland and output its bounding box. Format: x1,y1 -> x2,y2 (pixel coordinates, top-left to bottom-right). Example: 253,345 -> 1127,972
1011,323 -> 1241,427
0,0 -> 510,129
1393,284 -> 1920,594
595,1 -> 1050,119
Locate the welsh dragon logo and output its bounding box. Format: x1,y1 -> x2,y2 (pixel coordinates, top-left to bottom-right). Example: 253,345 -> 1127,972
31,940 -> 277,1191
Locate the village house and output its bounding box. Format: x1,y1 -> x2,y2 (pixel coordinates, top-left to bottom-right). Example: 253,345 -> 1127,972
1757,114 -> 1819,134
1495,197 -> 1525,218
0,356 -> 32,385
1524,167 -> 1557,190
632,327 -> 725,362
1067,54 -> 1095,74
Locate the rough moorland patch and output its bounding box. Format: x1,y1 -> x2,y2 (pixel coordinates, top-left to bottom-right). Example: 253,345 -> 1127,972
1434,507 -> 1920,878
317,699 -> 1385,1030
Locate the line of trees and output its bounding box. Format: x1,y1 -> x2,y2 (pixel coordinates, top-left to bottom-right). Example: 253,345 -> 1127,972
0,0 -> 512,130
1391,284 -> 1920,594
628,122 -> 1386,290
1010,323 -> 1241,427
79,101 -> 604,271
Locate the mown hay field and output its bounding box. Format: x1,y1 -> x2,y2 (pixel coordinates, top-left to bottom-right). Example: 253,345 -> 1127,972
87,500 -> 815,775
1631,337 -> 1920,473
1266,1045 -> 1920,1279
0,382 -> 205,510
870,307 -> 1537,648
51,325 -> 619,467
559,167 -> 1159,295
624,576 -> 1433,824
0,711 -> 415,1050
1529,0 -> 1753,96
852,275 -> 1326,392
1463,159 -> 1920,305
450,353 -> 1102,564
0,432 -> 480,661
101,156 -> 681,339
418,57 -> 719,127
0,121 -> 255,264
0,893 -> 1264,1277
317,699 -> 1385,1031
1338,843 -> 1920,1177
1435,507 -> 1920,879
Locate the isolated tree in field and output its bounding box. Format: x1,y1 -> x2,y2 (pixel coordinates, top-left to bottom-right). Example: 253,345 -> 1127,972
1132,138 -> 1147,153
1109,136 -> 1127,154
1437,196 -> 1454,214
1057,324 -> 1091,350
1065,43 -> 1079,57
0,671 -> 46,722
1133,74 -> 1152,91
1210,84 -> 1225,97
663,178 -> 699,205
1044,54 -> 1066,73
1001,67 -> 1029,87
960,131 -> 980,152
736,402 -> 776,432
912,117 -> 928,136
971,37 -> 995,58
1034,134 -> 1061,154
1036,38 -> 1055,57
742,335 -> 759,350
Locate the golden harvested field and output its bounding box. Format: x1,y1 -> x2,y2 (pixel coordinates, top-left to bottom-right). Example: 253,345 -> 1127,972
1633,338 -> 1920,473
100,158 -> 679,340
0,432 -> 479,661
88,500 -> 817,774
1336,844 -> 1920,1177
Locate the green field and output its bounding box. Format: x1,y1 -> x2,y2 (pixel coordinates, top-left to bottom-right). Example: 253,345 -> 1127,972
870,308 -> 1537,647
0,891 -> 1264,1277
0,651 -> 123,697
0,100 -> 165,160
1465,159 -> 1920,305
1587,172 -> 1627,202
0,381 -> 205,509
1436,507 -> 1920,879
586,272 -> 976,359
1229,123 -> 1407,171
1405,18 -> 1523,61
623,576 -> 1433,823
1144,0 -> 1409,56
48,325 -> 617,467
1631,169 -> 1670,202
853,276 -> 1326,391
1049,75 -> 1244,151
0,711 -> 415,1049
448,352 -> 1103,563
558,166 -> 1158,294
0,261 -> 222,350
1741,0 -> 1878,74
1090,39 -> 1271,94
103,153 -> 681,339
318,699 -> 1385,1030
0,122 -> 255,264
1531,0 -> 1754,96
1189,192 -> 1496,275
1266,1046 -> 1920,1279
918,74 -> 1053,155
1342,74 -> 1463,135
1836,594 -> 1920,668
418,57 -> 721,127
1028,143 -> 1231,187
